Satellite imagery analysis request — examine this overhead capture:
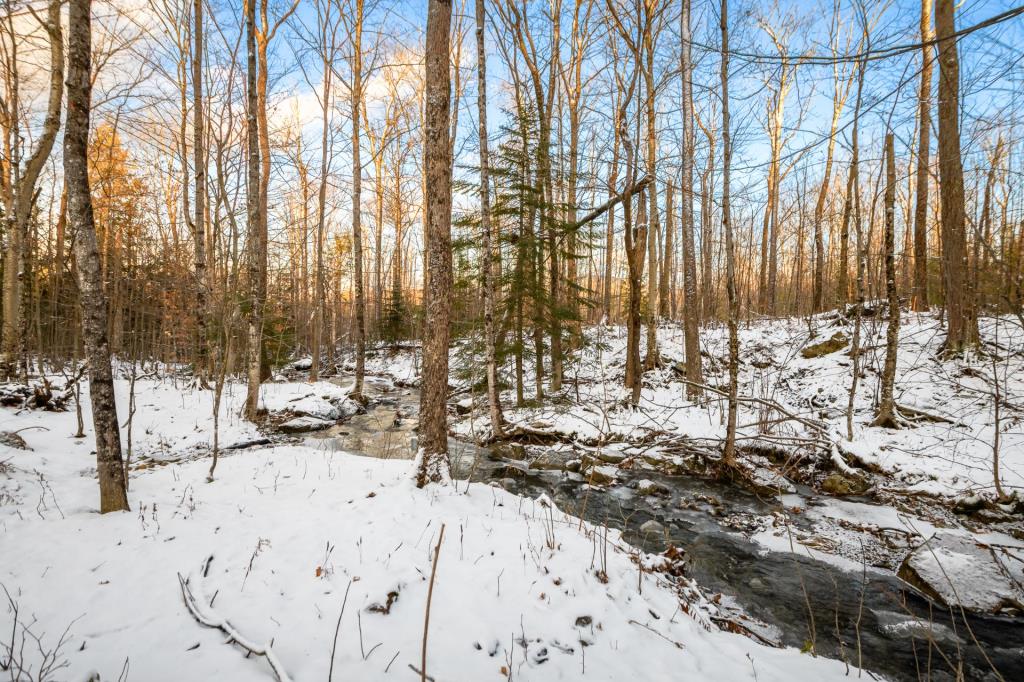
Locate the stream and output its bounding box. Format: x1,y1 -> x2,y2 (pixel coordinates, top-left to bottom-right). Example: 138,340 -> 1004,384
307,376 -> 1024,681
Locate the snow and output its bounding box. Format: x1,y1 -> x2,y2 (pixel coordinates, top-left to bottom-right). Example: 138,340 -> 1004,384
899,531 -> 1024,614
448,314 -> 1024,502
0,379 -> 857,681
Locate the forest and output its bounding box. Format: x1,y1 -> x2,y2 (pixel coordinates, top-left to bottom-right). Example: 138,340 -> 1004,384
1,0 -> 1023,680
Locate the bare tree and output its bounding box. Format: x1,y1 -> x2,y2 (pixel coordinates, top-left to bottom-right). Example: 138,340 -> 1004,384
720,0 -> 739,468
910,0 -> 933,312
301,0 -> 342,381
343,0 -> 368,400
679,0 -> 702,397
244,0 -> 264,420
191,0 -> 210,387
66,0 -> 129,513
1,0 -> 62,381
476,0 -> 505,438
873,132 -> 900,428
415,0 -> 454,487
812,0 -> 854,313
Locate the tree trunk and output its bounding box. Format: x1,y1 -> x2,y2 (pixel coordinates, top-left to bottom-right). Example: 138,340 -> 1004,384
192,0 -> 210,387
475,0 -> 504,439
416,0 -> 454,487
350,0 -> 367,398
720,0 -> 739,467
311,2 -> 335,381
873,132 -> 900,428
680,0 -> 703,397
935,0 -> 978,352
623,137 -> 645,406
911,0 -> 933,312
1,0 -> 63,381
642,21 -> 659,370
244,0 -> 265,420
66,0 -> 129,513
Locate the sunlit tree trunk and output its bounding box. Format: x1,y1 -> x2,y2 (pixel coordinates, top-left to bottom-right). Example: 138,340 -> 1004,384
416,0 -> 454,487
66,0 -> 129,513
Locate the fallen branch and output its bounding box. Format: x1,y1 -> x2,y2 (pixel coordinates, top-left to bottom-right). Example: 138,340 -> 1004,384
893,403 -> 960,426
675,378 -> 829,435
178,568 -> 291,682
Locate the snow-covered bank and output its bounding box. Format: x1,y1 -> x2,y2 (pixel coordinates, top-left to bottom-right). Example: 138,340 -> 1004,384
447,314 -> 1024,503
0,382 -> 858,681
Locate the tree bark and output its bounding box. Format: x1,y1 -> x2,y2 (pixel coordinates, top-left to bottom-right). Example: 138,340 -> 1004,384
192,0 -> 210,387
475,0 -> 505,438
244,0 -> 265,420
642,8 -> 659,370
911,0 -> 933,312
720,0 -> 739,467
2,0 -> 63,381
680,0 -> 703,397
935,0 -> 978,351
66,0 -> 129,513
873,132 -> 900,428
416,0 -> 454,487
350,0 -> 367,398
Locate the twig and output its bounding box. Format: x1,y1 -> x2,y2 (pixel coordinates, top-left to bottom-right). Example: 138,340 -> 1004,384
328,580 -> 353,682
420,524 -> 445,682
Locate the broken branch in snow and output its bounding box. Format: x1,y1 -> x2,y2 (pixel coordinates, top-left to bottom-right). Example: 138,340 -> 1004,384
177,570 -> 291,682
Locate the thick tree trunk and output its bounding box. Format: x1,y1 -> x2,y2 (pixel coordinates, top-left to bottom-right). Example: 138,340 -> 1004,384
935,0 -> 978,352
66,0 -> 129,513
475,0 -> 504,439
416,0 -> 454,487
911,0 -> 933,312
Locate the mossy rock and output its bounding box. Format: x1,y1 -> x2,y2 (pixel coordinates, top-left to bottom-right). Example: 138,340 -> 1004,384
820,472 -> 870,496
801,332 -> 848,359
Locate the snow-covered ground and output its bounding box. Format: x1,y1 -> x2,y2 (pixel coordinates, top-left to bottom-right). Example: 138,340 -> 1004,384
446,313 -> 1024,502
1,379 -> 855,681
3,313 -> 1022,679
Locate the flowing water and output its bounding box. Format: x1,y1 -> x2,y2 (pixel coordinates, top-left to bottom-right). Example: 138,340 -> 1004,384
307,377 -> 1024,681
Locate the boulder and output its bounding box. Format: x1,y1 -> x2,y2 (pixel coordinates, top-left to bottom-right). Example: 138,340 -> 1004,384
800,332 -> 848,359
278,416 -> 335,433
584,465 -> 617,486
636,479 -> 670,496
595,450 -> 627,465
528,457 -> 565,471
639,520 -> 665,535
898,532 -> 1024,615
820,472 -> 870,496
